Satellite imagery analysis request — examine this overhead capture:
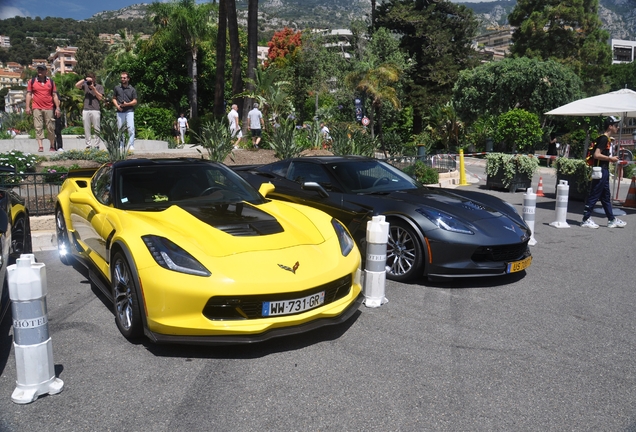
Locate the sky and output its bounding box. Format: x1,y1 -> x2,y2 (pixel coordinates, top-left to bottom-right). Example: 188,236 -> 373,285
0,0 -> 493,21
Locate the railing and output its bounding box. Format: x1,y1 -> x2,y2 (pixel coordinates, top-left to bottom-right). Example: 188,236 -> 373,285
1,172 -> 63,216
382,154 -> 457,172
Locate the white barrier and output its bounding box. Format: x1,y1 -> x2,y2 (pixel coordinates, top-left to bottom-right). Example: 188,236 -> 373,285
523,188 -> 538,246
363,215 -> 389,308
8,254 -> 64,404
550,180 -> 571,229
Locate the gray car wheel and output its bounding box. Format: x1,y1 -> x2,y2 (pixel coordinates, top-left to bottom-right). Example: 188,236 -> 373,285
112,251 -> 143,340
386,220 -> 423,282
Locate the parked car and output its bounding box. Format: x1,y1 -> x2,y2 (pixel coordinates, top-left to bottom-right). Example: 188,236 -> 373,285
55,158 -> 362,344
0,169 -> 33,324
234,156 -> 532,282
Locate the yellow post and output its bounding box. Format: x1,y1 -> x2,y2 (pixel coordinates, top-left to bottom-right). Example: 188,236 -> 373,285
458,149 -> 469,186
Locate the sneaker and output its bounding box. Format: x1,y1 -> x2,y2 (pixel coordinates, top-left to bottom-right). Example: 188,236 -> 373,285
85,144 -> 91,149
581,218 -> 599,229
607,218 -> 627,228
129,145 -> 135,151
57,148 -> 64,152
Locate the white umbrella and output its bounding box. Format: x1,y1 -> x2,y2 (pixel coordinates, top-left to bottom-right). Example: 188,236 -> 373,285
545,88 -> 636,117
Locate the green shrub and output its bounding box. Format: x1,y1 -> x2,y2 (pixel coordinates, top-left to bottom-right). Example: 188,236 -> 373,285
486,153 -> 539,188
41,164 -> 81,184
268,117 -> 307,160
49,148 -> 111,164
191,117 -> 234,162
61,126 -> 84,135
494,109 -> 542,153
136,106 -> 175,138
623,162 -> 635,180
0,150 -> 39,173
402,161 -> 439,184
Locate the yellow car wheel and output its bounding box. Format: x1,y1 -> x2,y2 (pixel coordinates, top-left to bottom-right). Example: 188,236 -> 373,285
112,251 -> 143,340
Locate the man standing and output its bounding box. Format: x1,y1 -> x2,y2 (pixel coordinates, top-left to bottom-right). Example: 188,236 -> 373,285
247,102 -> 264,149
581,116 -> 627,229
177,113 -> 189,145
75,72 -> 104,149
112,72 -> 137,150
25,65 -> 61,152
227,104 -> 242,148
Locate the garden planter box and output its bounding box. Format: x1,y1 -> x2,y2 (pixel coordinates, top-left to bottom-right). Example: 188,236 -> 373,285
556,173 -> 589,201
487,171 -> 532,193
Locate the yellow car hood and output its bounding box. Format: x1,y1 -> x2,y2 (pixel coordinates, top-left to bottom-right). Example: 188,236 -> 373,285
126,200 -> 330,258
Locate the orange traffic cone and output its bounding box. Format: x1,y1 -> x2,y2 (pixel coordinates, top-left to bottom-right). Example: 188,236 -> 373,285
536,177 -> 545,197
624,176 -> 636,208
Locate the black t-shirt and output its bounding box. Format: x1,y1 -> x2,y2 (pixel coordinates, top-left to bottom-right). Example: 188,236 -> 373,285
593,134 -> 612,169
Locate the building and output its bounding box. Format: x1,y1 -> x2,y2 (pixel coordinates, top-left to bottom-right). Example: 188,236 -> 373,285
473,28 -> 514,61
611,39 -> 636,64
4,89 -> 26,113
0,35 -> 10,48
0,70 -> 23,90
48,46 -> 78,75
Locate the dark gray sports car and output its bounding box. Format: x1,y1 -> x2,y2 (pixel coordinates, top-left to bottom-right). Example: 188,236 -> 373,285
0,176 -> 33,323
234,156 -> 532,282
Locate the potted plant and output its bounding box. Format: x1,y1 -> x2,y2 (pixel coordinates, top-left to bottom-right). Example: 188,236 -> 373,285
553,157 -> 591,201
485,153 -> 539,192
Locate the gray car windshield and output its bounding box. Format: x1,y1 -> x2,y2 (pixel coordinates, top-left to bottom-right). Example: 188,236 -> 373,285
329,160 -> 420,193
116,164 -> 264,209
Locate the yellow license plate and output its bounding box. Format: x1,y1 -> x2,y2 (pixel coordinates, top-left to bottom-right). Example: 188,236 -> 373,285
507,256 -> 532,273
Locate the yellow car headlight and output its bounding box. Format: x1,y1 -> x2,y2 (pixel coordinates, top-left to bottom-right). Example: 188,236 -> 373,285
331,219 -> 354,257
142,235 -> 211,277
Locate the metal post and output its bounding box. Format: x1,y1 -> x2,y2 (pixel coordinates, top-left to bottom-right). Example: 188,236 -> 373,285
8,254 -> 64,404
549,180 -> 571,229
522,188 -> 538,246
363,215 -> 389,307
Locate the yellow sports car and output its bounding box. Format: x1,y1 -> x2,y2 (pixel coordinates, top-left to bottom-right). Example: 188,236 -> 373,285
55,158 -> 362,344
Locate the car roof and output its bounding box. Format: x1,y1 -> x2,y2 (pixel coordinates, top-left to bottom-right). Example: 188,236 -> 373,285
114,158 -> 222,169
284,155 -> 374,164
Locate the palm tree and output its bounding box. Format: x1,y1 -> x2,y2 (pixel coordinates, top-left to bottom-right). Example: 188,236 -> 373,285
242,0 -> 259,126
148,0 -> 215,120
226,0 -> 243,115
346,63 -> 401,142
213,0 -> 227,119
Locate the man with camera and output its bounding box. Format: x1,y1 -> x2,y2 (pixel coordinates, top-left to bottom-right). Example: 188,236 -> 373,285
75,72 -> 104,149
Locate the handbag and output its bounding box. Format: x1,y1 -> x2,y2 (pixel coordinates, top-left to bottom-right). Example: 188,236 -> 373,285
591,166 -> 602,180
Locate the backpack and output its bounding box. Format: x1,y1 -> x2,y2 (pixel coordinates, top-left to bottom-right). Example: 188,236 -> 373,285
585,139 -> 598,167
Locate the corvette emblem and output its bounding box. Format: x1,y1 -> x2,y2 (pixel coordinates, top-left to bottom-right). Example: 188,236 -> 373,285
278,261 -> 300,274
503,224 -> 516,233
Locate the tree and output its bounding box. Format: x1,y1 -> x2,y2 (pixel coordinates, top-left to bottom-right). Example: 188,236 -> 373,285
242,0 -> 259,127
74,32 -> 107,78
226,0 -> 244,113
213,0 -> 227,119
265,28 -> 303,68
494,109 -> 543,153
608,62 -> 636,91
375,0 -> 479,133
508,0 -> 611,95
148,0 -> 216,119
452,57 -> 583,124
346,62 -> 400,144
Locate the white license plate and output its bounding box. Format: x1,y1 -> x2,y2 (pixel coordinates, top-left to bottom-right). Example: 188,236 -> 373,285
262,291 -> 325,317
507,256 -> 532,273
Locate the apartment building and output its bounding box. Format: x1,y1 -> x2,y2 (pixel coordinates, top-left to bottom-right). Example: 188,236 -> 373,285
48,46 -> 78,75
611,39 -> 636,64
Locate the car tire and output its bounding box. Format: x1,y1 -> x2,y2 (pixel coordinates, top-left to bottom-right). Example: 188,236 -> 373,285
10,214 -> 32,264
55,207 -> 72,266
111,251 -> 143,340
386,219 -> 423,282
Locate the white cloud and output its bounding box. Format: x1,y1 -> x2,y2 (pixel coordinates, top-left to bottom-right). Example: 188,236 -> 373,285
0,6 -> 29,20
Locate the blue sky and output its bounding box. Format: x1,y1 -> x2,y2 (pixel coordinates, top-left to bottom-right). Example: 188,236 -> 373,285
0,0 -> 491,21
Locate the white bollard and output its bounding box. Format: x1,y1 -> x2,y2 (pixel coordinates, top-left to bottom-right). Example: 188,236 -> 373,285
550,180 -> 571,228
522,187 -> 538,246
363,215 -> 389,307
8,254 -> 64,404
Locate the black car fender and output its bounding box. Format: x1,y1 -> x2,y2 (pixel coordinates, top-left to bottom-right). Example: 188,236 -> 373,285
364,212 -> 429,263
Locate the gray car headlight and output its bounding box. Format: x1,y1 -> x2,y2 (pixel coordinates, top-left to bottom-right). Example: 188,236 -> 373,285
416,208 -> 474,235
142,235 -> 211,277
332,219 -> 355,256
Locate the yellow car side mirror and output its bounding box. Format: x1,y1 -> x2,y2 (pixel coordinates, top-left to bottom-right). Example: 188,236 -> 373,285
258,182 -> 275,197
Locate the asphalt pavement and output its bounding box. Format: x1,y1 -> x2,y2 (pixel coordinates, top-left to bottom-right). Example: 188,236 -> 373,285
2,158 -> 636,431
